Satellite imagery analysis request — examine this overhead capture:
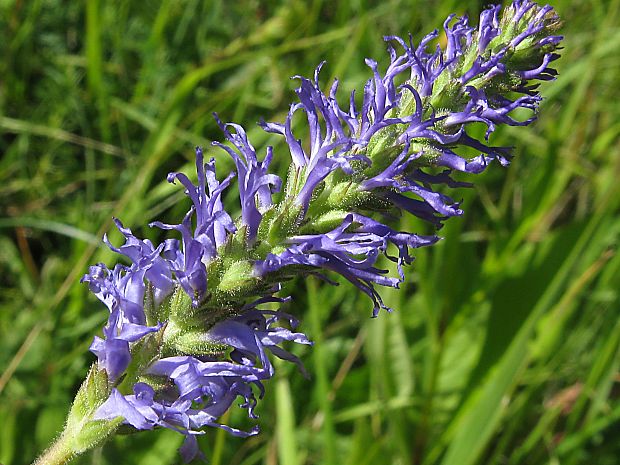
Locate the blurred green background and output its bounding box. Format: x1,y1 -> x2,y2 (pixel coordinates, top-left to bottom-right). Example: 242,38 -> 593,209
1,0 -> 619,464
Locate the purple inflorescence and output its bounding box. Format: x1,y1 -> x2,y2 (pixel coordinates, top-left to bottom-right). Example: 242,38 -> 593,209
94,310 -> 310,462
82,1 -> 561,461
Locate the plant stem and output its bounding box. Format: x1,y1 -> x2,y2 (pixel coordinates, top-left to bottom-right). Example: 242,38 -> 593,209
33,433 -> 76,465
32,364 -> 121,465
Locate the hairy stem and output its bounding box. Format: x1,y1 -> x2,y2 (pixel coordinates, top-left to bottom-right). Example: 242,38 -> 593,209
33,433 -> 77,465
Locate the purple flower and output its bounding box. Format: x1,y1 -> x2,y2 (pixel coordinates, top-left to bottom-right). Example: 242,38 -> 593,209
212,115 -> 282,241
95,310 -> 311,462
81,263 -> 162,381
150,148 -> 236,305
209,309 -> 313,375
81,2 -> 561,461
103,219 -> 174,304
94,380 -> 259,463
247,1 -> 560,314
255,215 -> 438,316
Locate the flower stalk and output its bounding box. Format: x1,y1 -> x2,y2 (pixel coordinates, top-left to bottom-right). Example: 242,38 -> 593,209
33,2 -> 562,463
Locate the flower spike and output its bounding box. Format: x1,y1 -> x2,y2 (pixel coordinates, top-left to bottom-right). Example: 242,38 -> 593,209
66,2 -> 562,462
